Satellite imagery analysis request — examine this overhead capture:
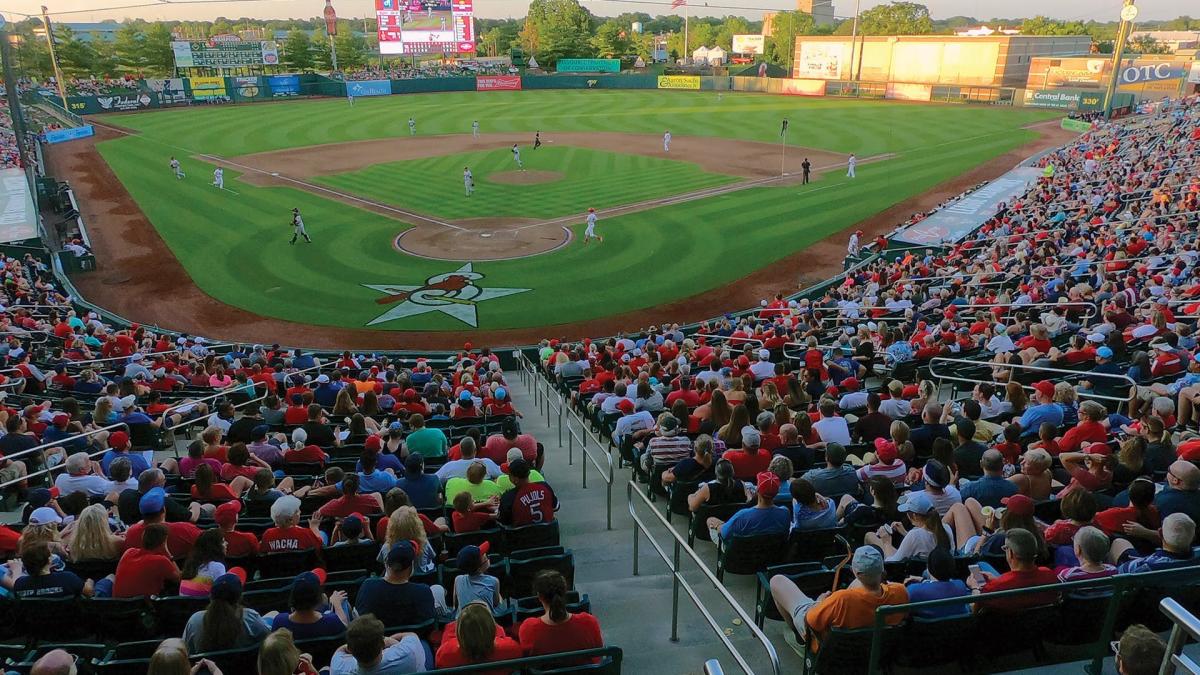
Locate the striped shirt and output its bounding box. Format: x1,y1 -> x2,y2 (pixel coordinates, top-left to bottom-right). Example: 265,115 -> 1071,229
647,436 -> 694,466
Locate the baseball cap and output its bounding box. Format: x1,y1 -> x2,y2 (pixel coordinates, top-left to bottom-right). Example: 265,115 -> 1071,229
508,458 -> 531,480
616,399 -> 635,414
1032,381 -> 1055,399
214,500 -> 242,527
841,377 -> 860,391
1097,346 -> 1114,359
898,490 -> 935,514
755,471 -> 781,500
138,487 -> 166,515
404,453 -> 424,472
341,513 -> 364,538
851,545 -> 884,576
386,540 -> 417,568
1000,494 -> 1035,517
364,435 -> 382,451
316,374 -> 330,384
658,415 -> 679,436
51,413 -> 68,427
758,348 -> 770,360
27,487 -> 57,509
108,431 -> 129,449
292,569 -> 327,597
455,541 -> 492,573
210,573 -> 244,602
1086,332 -> 1106,343
873,438 -> 898,463
741,426 -> 761,447
494,387 -> 507,400
251,424 -> 269,440
28,506 -> 62,526
459,390 -> 473,402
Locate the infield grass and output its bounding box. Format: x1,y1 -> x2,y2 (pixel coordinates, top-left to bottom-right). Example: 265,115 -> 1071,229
95,90 -> 1062,332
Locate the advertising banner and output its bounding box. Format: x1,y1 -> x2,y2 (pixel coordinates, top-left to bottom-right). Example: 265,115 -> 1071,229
43,125 -> 95,144
1023,89 -> 1082,110
893,167 -> 1042,246
171,40 -> 279,68
144,78 -> 187,104
267,75 -> 301,97
1044,59 -> 1109,87
557,59 -> 621,73
190,76 -> 228,99
476,75 -> 521,91
0,169 -> 37,244
778,78 -> 825,96
346,79 -> 392,97
65,93 -> 158,114
1119,61 -> 1189,84
234,76 -> 261,99
886,82 -> 933,101
657,75 -> 700,90
795,42 -> 845,80
732,34 -> 765,55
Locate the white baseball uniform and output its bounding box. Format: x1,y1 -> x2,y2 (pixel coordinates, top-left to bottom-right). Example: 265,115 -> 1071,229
212,167 -> 224,189
290,212 -> 311,243
584,212 -> 599,241
847,232 -> 861,256
170,159 -> 184,179
408,118 -> 416,136
663,132 -> 671,152
512,146 -> 523,169
464,169 -> 474,196
847,155 -> 857,178
472,121 -> 479,138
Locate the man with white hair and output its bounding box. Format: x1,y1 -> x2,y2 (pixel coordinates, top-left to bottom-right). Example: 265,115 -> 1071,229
53,452 -> 113,497
812,399 -> 851,446
261,495 -> 324,552
122,353 -> 157,381
1111,513 -> 1197,573
749,349 -> 775,382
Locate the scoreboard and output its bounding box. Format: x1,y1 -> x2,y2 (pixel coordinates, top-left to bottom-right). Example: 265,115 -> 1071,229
377,0 -> 475,55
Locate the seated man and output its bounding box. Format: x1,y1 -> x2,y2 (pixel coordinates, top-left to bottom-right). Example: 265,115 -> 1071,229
959,449 -> 1018,508
330,614 -> 426,675
770,545 -> 908,653
354,541 -> 447,628
706,471 -> 789,544
1111,513 -> 1197,574
1113,624 -> 1166,675
967,527 -> 1059,611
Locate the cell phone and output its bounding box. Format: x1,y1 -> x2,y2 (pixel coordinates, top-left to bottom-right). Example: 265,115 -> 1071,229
969,564 -> 984,583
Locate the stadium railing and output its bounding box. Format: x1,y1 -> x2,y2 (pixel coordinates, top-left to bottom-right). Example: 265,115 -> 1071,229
928,357 -> 1135,406
0,421 -> 133,491
1161,597 -> 1200,675
517,352 -> 614,531
703,659 -> 726,675
627,479 -> 781,675
159,361 -> 326,439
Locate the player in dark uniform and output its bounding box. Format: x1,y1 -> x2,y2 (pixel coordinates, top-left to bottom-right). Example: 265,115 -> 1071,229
801,158 -> 812,185
533,131 -> 542,150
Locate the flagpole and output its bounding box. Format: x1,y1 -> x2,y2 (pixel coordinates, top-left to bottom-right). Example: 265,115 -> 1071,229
684,2 -> 689,63
781,122 -> 787,176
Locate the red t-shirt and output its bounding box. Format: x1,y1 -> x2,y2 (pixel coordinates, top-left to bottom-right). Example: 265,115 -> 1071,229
315,494 -> 380,519
1094,505 -> 1160,537
979,568 -> 1060,611
284,445 -> 327,464
125,520 -> 201,558
723,449 -> 773,480
518,613 -> 604,660
436,623 -> 523,672
203,446 -> 229,464
112,547 -> 180,598
221,464 -> 259,481
191,483 -> 238,502
284,406 -> 309,425
452,510 -> 495,533
260,526 -> 323,553
222,529 -> 261,558
1058,420 -> 1108,454
505,482 -> 557,527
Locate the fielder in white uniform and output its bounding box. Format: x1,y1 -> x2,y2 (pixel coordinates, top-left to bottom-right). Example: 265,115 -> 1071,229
512,144 -> 524,171
170,157 -> 184,179
583,208 -> 602,244
347,92 -> 355,107
663,130 -> 671,153
847,229 -> 862,256
463,167 -> 474,197
847,154 -> 857,178
408,118 -> 416,136
212,167 -> 224,189
290,208 -> 311,244
472,120 -> 479,138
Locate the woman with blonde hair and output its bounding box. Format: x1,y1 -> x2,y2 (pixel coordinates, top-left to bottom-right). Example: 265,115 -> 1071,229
63,503 -> 124,562
332,387 -> 358,417
378,506 -> 437,575
717,404 -> 751,449
257,628 -> 316,675
91,397 -> 117,427
435,601 -> 522,668
758,381 -> 782,410
1009,448 -> 1054,500
148,638 -> 222,675
890,420 -> 915,464
909,380 -> 938,417
1054,382 -> 1079,427
725,376 -> 747,404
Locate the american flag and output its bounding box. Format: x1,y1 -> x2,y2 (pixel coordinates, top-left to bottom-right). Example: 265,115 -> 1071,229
671,0 -> 687,7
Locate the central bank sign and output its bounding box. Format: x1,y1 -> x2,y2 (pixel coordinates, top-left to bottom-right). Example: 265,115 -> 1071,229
1120,62 -> 1187,84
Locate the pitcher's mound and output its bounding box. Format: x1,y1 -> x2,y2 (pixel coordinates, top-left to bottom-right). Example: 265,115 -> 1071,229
489,170 -> 563,185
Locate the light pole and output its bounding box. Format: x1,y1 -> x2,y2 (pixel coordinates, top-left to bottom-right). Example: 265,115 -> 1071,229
0,14 -> 32,172
847,0 -> 861,83
39,6 -> 68,111
1103,0 -> 1138,119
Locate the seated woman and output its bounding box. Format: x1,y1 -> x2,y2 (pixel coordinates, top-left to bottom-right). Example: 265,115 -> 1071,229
1009,448 -> 1055,501
150,638 -> 223,675
180,529 -> 235,597
63,503 -> 124,562
270,570 -> 352,639
220,443 -> 273,483
191,463 -> 249,502
687,459 -> 748,513
179,440 -> 222,478
1094,477 -> 1159,538
436,601 -> 523,669
1057,526 -> 1117,586
1044,489 -> 1100,554
944,494 -> 1047,560
864,491 -> 953,562
182,573 -> 271,653
518,570 -> 603,661
837,476 -> 899,528
662,434 -> 716,487
1056,447 -> 1114,500
258,628 -> 318,675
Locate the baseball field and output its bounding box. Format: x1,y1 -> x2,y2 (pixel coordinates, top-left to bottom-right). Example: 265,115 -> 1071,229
74,89 -> 1063,338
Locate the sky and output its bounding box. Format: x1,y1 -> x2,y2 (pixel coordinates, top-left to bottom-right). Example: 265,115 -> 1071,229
0,0 -> 1190,24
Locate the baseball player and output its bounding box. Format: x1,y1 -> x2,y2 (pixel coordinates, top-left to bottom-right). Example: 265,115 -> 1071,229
847,153 -> 857,178
212,167 -> 224,190
511,144 -> 524,171
663,130 -> 671,153
169,157 -> 184,179
583,208 -> 602,244
847,229 -> 863,256
463,166 -> 474,197
408,117 -> 416,136
347,92 -> 355,107
290,208 -> 311,244
472,120 -> 479,138
533,131 -> 542,150
801,158 -> 811,185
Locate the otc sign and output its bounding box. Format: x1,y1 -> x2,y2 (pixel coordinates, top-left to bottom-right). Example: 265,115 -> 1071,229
377,0 -> 474,55
1120,62 -> 1186,84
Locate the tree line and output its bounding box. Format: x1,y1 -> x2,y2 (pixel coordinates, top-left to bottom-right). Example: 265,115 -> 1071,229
3,2 -> 1195,78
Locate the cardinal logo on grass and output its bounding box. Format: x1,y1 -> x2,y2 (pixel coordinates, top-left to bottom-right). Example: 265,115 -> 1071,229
363,263 -> 530,327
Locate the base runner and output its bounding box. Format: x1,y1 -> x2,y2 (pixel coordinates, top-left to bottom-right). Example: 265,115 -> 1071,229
290,208 -> 311,244
170,157 -> 184,179
464,167 -> 474,197
511,144 -> 524,171
583,208 -> 602,244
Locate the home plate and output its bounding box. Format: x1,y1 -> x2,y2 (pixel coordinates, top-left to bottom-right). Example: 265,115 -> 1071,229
480,233 -> 493,238
270,172 -> 280,176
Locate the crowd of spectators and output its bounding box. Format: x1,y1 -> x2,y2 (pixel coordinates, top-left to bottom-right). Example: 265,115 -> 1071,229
60,76 -> 141,97
340,61 -> 512,81
539,94 -> 1200,662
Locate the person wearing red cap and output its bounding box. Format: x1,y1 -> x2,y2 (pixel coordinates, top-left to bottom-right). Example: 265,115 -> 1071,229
99,430 -> 151,477
856,438 -> 907,487
610,399 -> 654,449
214,501 -> 260,558
1007,380 -> 1064,439
707,471 -> 789,543
271,568 -> 352,640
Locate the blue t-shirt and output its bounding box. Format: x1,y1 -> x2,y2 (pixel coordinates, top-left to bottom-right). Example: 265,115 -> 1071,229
271,611 -> 346,640
1117,548 -> 1196,575
905,579 -> 971,618
354,578 -> 435,628
791,499 -> 838,532
720,505 -> 790,540
100,450 -> 149,476
357,454 -> 404,473
960,475 -> 1018,509
356,470 -> 398,494
395,473 -> 441,510
1017,404 -> 1064,437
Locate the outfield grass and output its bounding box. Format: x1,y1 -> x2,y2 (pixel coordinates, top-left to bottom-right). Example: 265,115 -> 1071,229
314,146 -> 738,220
95,90 -> 1061,331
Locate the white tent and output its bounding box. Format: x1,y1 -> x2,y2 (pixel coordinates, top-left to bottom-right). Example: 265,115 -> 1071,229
691,46 -> 710,63
706,46 -> 727,64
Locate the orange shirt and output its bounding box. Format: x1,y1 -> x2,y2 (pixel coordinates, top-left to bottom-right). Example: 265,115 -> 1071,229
805,583 -> 908,651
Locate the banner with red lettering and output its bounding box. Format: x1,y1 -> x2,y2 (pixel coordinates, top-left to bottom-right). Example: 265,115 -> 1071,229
476,75 -> 521,91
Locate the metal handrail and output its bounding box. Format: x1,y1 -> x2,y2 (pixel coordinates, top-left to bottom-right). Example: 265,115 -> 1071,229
63,344 -> 233,369
928,356 -> 1135,404
0,421 -> 129,490
696,335 -> 765,349
1161,597 -> 1200,675
703,660 -> 725,675
161,362 -> 325,431
628,481 -> 781,675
